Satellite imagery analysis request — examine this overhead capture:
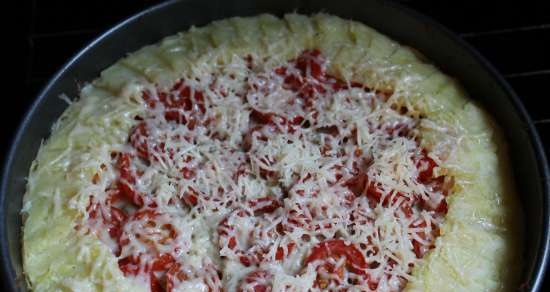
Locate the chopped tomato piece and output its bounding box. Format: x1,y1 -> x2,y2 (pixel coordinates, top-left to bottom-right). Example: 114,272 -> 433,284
130,122 -> 150,160
419,195 -> 449,215
274,49 -> 329,105
238,270 -> 273,292
142,80 -> 205,125
344,173 -> 368,197
284,207 -> 313,232
151,253 -> 177,272
416,151 -> 437,183
181,167 -> 196,179
242,125 -> 268,152
141,90 -> 157,108
116,181 -> 144,207
181,187 -> 200,207
218,208 -> 286,266
435,198 -> 448,214
257,156 -> 278,182
166,82 -> 205,120
118,254 -> 141,276
295,49 -> 324,80
365,180 -> 385,203
380,120 -> 411,138
316,125 -> 339,136
247,197 -> 281,215
150,272 -> 163,292
119,209 -> 178,256
86,197 -> 128,254
250,109 -> 276,124
217,209 -> 258,266
166,263 -> 187,292
116,153 -> 135,184
250,109 -> 304,134
115,153 -> 144,207
409,219 -> 438,258
346,174 -> 414,218
275,242 -> 296,261
344,174 -> 385,204
107,206 -> 128,240
166,263 -> 222,292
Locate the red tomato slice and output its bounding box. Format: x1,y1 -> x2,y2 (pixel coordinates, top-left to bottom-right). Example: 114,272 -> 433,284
250,109 -> 305,135
278,49 -> 369,109
118,215 -> 182,292
242,125 -> 270,152
304,239 -> 368,288
435,198 -> 448,214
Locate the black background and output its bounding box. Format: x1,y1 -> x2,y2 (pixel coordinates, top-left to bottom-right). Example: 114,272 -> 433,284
9,0 -> 550,290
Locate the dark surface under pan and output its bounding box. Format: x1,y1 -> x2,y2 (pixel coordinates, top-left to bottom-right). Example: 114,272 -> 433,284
2,0 -> 549,291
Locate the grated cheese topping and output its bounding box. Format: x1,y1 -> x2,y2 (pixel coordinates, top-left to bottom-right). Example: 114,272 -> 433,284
80,49 -> 454,292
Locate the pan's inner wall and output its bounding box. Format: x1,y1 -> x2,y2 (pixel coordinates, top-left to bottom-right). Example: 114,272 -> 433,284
2,0 -> 547,291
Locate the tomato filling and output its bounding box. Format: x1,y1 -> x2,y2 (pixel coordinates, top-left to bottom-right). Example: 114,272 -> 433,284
83,49 -> 453,292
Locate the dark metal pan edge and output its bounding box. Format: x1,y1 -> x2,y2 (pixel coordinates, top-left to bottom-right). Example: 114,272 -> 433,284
2,0 -> 548,291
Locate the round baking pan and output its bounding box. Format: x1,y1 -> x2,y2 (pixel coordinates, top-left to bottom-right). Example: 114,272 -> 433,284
2,0 -> 549,291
